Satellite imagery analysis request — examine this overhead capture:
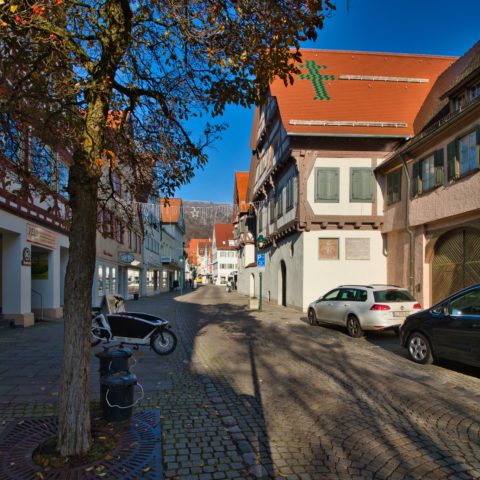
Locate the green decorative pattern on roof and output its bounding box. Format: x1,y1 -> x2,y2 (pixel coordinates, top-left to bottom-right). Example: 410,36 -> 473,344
299,61 -> 335,100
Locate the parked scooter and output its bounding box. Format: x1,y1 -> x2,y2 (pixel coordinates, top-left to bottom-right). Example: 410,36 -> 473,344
91,294 -> 177,355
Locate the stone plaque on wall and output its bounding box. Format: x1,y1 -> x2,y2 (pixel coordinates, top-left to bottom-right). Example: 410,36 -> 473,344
345,238 -> 370,260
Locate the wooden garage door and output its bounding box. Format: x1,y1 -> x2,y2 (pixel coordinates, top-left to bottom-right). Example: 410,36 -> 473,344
432,229 -> 480,304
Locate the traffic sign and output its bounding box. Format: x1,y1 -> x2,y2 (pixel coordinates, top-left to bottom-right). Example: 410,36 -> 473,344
257,253 -> 266,268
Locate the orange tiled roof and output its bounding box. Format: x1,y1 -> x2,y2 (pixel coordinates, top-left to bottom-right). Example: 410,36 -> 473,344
235,172 -> 250,213
188,238 -> 211,265
214,223 -> 235,250
160,198 -> 182,223
270,50 -> 456,138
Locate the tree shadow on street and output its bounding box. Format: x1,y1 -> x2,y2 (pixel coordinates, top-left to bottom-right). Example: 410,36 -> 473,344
159,287 -> 480,479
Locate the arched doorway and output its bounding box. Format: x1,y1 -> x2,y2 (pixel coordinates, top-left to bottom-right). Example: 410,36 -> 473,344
432,228 -> 480,304
277,261 -> 287,306
249,273 -> 255,298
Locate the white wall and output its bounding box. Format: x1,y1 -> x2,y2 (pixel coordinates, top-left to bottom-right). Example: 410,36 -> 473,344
302,230 -> 387,311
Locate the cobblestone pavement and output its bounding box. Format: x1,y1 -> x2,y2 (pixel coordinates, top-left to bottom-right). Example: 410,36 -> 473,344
0,286 -> 479,479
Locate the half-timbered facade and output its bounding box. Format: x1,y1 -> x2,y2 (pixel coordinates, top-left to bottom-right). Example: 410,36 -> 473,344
244,49 -> 456,310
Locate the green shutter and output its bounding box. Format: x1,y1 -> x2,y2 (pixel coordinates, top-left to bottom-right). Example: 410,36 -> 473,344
434,149 -> 444,187
412,162 -> 420,196
315,168 -> 339,202
329,169 -> 339,201
350,168 -> 374,202
315,168 -> 325,202
447,141 -> 457,180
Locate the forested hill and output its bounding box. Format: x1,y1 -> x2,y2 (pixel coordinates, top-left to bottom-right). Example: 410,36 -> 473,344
182,201 -> 233,243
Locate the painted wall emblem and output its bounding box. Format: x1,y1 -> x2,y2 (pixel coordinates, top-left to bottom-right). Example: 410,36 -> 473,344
299,60 -> 335,100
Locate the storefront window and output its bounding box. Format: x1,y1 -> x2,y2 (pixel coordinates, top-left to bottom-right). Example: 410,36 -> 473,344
111,267 -> 116,294
146,270 -> 155,294
105,266 -> 110,294
128,268 -> 139,294
97,265 -> 103,296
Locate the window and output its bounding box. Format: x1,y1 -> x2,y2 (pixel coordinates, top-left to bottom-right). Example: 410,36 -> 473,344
338,289 -> 357,301
386,169 -> 402,205
112,174 -> 122,196
373,289 -> 415,302
286,176 -> 296,210
269,194 -> 275,224
57,161 -> 69,197
315,168 -> 339,202
350,168 -> 375,202
0,116 -> 23,164
97,265 -> 103,296
448,287 -> 480,315
412,149 -> 444,195
258,204 -> 264,232
31,137 -> 55,184
459,131 -> 477,175
469,83 -> 480,101
111,268 -> 116,294
322,289 -> 340,301
276,188 -> 284,217
448,130 -> 479,179
105,266 -> 110,294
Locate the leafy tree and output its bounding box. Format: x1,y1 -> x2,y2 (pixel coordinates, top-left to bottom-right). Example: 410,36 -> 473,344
0,0 -> 334,456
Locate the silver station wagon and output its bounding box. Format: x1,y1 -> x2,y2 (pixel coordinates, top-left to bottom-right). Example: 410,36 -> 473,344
308,284 -> 421,337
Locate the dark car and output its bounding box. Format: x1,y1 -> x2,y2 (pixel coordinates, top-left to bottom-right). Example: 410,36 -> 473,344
400,284 -> 480,367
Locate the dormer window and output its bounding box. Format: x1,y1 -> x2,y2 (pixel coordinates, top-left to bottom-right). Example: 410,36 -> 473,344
453,93 -> 466,111
470,83 -> 480,101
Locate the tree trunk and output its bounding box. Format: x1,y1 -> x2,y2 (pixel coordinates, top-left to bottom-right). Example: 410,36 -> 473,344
56,0 -> 132,456
58,156 -> 99,456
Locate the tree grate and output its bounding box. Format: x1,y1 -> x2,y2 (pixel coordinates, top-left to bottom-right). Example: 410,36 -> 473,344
0,410 -> 162,479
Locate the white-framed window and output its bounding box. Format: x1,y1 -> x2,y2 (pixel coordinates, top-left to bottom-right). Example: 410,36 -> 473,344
459,131 -> 477,175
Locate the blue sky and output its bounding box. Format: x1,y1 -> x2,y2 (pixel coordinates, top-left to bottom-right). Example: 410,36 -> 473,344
177,0 -> 480,203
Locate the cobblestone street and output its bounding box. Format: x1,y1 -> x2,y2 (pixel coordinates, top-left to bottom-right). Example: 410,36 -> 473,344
0,285 -> 479,479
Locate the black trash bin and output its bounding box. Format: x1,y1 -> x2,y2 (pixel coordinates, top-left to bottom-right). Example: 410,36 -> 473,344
133,292 -> 139,300
100,371 -> 137,422
96,347 -> 133,376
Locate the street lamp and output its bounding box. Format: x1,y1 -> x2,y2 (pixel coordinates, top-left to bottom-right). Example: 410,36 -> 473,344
256,235 -> 266,311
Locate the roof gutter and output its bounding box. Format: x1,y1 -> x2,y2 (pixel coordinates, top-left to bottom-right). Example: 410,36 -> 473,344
401,154 -> 415,295
377,95 -> 480,173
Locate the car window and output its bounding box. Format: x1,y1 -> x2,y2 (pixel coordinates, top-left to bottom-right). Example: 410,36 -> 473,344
431,302 -> 447,315
323,289 -> 340,301
338,289 -> 357,301
374,289 -> 415,302
355,289 -> 368,302
448,288 -> 480,316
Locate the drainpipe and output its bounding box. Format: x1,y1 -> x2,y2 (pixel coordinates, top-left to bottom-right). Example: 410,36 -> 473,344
400,155 -> 415,295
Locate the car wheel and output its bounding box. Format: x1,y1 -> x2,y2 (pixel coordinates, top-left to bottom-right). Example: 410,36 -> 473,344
408,332 -> 433,364
308,309 -> 317,326
346,315 -> 364,338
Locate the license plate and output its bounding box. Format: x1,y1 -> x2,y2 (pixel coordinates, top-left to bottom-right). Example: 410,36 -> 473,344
393,311 -> 409,317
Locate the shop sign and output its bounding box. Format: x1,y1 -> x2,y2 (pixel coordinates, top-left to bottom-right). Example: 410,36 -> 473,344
119,252 -> 135,264
27,223 -> 57,249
